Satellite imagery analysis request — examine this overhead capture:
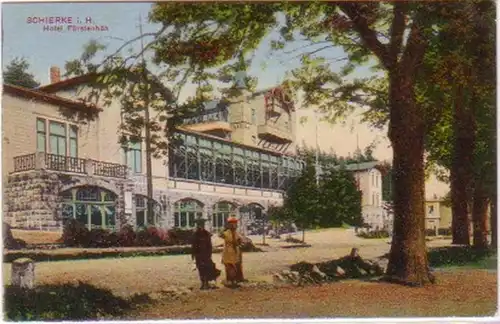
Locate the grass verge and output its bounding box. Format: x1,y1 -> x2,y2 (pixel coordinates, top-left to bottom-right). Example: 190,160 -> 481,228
427,246 -> 497,269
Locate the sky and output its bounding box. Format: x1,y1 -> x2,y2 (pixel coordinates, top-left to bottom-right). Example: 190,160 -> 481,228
2,2 -> 373,90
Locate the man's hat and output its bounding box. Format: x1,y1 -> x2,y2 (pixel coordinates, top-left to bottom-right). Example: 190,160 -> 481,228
227,216 -> 238,224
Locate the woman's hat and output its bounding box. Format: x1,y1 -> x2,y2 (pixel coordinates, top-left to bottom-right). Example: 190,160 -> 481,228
227,217 -> 238,224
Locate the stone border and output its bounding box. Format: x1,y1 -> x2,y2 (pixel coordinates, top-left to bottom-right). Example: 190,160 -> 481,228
3,243 -> 273,263
3,245 -> 220,263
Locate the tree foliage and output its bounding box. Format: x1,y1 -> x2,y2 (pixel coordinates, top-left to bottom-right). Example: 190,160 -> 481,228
3,57 -> 40,88
283,156 -> 319,231
317,167 -> 363,227
273,156 -> 364,230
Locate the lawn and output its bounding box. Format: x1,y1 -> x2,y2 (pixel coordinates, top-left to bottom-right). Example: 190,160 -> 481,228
128,270 -> 497,319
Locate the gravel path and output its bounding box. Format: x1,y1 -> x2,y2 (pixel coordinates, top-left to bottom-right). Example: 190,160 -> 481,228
3,229 -> 452,296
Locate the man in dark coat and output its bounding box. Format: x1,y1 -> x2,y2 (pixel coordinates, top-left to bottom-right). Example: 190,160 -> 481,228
191,218 -> 220,289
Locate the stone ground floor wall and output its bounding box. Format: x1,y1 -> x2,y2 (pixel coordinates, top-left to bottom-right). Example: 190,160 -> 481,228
4,170 -> 131,230
4,171 -> 283,232
128,175 -> 284,233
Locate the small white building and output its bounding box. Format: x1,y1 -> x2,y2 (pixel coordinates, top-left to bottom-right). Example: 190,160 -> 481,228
348,162 -> 389,230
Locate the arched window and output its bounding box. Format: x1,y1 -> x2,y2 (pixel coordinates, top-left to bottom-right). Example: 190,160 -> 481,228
241,203 -> 264,221
173,199 -> 204,229
240,203 -> 264,233
135,195 -> 162,228
61,186 -> 117,230
212,202 -> 237,231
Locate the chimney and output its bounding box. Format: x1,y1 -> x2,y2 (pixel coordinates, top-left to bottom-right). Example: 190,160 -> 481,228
49,66 -> 61,84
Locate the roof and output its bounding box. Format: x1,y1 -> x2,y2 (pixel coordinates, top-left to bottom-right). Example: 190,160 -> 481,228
175,127 -> 295,158
38,70 -> 176,104
342,161 -> 381,172
3,83 -> 100,113
37,74 -> 98,93
329,160 -> 386,173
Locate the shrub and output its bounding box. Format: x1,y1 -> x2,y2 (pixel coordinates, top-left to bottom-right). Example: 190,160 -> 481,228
61,219 -> 89,247
357,230 -> 390,239
438,228 -> 452,236
134,228 -> 153,247
4,282 -> 147,320
167,228 -> 194,245
87,229 -> 118,248
428,246 -> 496,268
134,226 -> 171,247
60,223 -> 198,248
117,225 -> 136,247
425,229 -> 437,237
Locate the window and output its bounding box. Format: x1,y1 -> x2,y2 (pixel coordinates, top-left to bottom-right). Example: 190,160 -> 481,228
251,108 -> 256,124
61,186 -> 117,230
372,173 -> 375,186
125,141 -> 142,173
49,121 -> 67,155
212,202 -> 236,231
37,118 -> 78,157
36,118 -> 46,152
428,205 -> 434,215
173,199 -> 203,229
375,174 -> 378,188
135,195 -> 161,228
69,125 -> 78,158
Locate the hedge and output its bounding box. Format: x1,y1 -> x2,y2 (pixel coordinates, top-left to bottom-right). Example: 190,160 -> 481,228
357,230 -> 390,239
61,220 -> 195,248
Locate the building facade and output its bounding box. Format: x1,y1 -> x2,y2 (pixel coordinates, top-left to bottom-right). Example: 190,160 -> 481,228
3,69 -> 387,232
347,162 -> 388,230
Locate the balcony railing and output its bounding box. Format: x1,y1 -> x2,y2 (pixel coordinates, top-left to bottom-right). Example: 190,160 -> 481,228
11,152 -> 127,179
13,154 -> 36,172
46,154 -> 86,174
183,107 -> 229,125
92,160 -> 127,178
257,124 -> 293,143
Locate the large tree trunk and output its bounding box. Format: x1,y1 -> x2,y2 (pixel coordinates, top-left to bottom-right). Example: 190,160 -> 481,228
385,73 -> 434,286
490,197 -> 497,249
472,180 -> 489,249
450,85 -> 474,245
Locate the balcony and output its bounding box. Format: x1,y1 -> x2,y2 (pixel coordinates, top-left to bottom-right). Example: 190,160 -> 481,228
266,104 -> 282,118
12,152 -> 128,179
182,107 -> 231,137
257,124 -> 293,144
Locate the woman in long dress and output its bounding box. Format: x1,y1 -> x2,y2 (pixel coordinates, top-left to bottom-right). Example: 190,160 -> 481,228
191,218 -> 220,290
221,216 -> 242,287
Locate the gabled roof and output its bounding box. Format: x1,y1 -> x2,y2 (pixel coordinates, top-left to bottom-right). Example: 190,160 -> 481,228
326,160 -> 387,174
3,83 -> 100,112
342,161 -> 381,172
37,74 -> 98,93
38,71 -> 176,104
